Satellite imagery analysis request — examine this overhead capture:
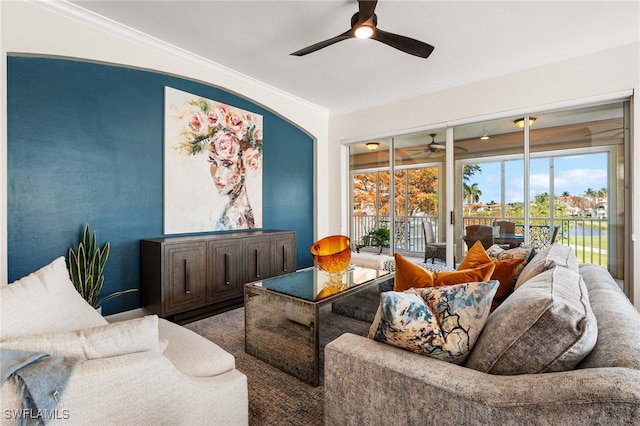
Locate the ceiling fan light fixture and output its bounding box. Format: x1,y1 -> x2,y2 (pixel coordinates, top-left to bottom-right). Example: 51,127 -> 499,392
366,142 -> 380,151
355,25 -> 374,39
514,117 -> 536,128
290,1 -> 434,58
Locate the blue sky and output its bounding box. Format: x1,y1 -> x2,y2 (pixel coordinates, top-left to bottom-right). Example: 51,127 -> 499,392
468,152 -> 608,204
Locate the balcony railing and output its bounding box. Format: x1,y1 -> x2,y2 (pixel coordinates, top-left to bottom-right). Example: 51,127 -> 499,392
351,214 -> 608,266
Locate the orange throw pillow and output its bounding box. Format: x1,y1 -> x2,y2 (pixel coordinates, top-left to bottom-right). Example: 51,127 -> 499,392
393,253 -> 495,292
458,240 -> 492,269
458,240 -> 524,309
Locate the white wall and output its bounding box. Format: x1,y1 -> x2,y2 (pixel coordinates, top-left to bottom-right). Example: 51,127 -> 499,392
329,42 -> 640,309
0,0 -> 330,284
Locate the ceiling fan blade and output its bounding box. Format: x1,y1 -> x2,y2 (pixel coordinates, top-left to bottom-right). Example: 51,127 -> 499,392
357,0 -> 378,24
372,28 -> 434,58
290,29 -> 353,56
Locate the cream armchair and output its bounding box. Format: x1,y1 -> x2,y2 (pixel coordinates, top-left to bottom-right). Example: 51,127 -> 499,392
1,257 -> 248,425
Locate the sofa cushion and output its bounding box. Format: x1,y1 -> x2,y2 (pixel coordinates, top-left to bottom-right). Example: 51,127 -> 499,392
577,264 -> 640,370
514,243 -> 578,289
369,280 -> 498,364
466,266 -> 597,375
393,253 -> 495,292
1,257 -> 108,339
457,241 -> 525,310
0,315 -> 161,359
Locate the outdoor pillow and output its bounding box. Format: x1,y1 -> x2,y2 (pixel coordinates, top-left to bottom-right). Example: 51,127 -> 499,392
485,244 -> 534,284
456,241 -> 525,309
466,266 -> 597,375
485,244 -> 535,264
393,253 -> 495,292
369,280 -> 499,364
0,315 -> 162,359
1,257 -> 108,339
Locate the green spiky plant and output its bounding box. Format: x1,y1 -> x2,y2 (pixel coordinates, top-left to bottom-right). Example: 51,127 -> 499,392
67,224 -> 136,309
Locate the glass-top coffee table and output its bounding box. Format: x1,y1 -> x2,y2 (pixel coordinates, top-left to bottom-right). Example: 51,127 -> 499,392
244,266 -> 392,386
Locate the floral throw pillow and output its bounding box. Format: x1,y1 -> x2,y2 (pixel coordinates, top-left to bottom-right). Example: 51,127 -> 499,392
485,244 -> 534,285
368,280 -> 499,364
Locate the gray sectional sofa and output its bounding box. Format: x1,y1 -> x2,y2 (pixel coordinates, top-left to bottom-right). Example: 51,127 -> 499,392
325,245 -> 640,425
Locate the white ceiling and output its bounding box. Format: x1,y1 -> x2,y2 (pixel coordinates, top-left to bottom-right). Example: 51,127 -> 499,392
67,1 -> 640,114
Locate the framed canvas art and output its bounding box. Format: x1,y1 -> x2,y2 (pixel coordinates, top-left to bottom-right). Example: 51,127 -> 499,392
164,87 -> 263,234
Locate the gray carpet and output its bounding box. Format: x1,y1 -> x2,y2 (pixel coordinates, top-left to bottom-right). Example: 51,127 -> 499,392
184,304 -> 373,426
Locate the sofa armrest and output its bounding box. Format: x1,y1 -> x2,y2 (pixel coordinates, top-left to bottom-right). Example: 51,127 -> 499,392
158,318 -> 236,377
2,351 -> 247,426
325,333 -> 640,426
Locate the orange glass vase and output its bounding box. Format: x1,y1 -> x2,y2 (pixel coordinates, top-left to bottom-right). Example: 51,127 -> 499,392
310,235 -> 351,273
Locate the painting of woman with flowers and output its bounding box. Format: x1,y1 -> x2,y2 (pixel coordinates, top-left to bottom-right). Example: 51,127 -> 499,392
164,87 -> 263,234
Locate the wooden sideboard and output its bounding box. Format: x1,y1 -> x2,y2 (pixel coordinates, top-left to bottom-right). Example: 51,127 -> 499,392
141,230 -> 296,323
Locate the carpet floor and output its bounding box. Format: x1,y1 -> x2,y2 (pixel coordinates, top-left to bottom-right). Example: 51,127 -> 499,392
184,304 -> 372,426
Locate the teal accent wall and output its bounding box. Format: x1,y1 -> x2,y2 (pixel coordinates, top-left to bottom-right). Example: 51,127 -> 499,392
7,57 -> 314,315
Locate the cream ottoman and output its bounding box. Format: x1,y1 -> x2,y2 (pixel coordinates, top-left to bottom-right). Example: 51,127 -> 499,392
351,252 -> 394,270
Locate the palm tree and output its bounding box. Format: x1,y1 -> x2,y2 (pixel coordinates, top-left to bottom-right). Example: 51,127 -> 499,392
464,183 -> 482,215
584,188 -> 597,207
597,187 -> 607,202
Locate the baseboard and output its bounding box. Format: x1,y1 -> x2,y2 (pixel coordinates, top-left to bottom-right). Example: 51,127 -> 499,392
104,298 -> 246,324
105,307 -> 151,323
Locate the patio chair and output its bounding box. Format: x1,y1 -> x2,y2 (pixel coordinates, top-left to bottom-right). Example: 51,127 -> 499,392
463,224 -> 494,250
495,220 -> 516,234
550,224 -> 561,244
494,220 -> 517,249
422,220 -> 451,264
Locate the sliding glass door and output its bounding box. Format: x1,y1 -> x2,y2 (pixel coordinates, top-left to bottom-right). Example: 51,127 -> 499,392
393,131 -> 447,257
348,129 -> 453,263
452,101 -> 626,278
350,140 -> 390,251
346,99 -> 629,285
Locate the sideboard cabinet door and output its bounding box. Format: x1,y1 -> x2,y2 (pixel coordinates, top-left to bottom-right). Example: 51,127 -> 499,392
208,239 -> 243,303
163,242 -> 208,316
244,235 -> 272,283
272,231 -> 297,276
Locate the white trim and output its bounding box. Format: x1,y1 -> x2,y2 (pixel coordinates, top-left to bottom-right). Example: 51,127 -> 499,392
523,115 -> 531,245
447,90 -> 634,128
29,0 -> 328,116
340,122 -> 448,146
340,90 -> 633,147
445,127 -> 455,268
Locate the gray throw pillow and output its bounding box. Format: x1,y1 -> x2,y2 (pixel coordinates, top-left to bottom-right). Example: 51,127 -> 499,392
466,266 -> 597,375
514,243 -> 578,289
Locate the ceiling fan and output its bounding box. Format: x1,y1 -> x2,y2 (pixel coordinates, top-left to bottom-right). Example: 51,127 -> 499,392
406,134 -> 467,159
290,0 -> 435,58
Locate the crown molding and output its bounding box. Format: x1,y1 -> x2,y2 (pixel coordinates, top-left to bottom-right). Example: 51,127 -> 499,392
27,0 -> 329,115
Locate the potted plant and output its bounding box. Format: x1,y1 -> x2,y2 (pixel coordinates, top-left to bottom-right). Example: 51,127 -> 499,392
67,224 -> 137,313
368,227 -> 390,254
